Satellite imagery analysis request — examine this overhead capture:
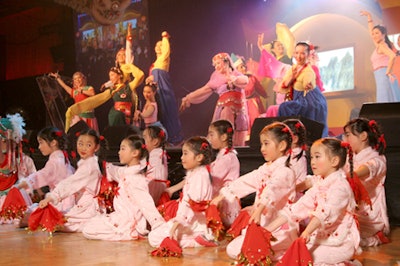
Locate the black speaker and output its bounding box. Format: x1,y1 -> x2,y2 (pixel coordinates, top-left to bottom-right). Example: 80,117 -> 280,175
249,116 -> 324,148
359,102 -> 400,225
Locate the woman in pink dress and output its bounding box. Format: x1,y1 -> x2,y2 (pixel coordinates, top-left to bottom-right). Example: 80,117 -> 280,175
180,53 -> 249,146
343,118 -> 389,246
212,122 -> 297,262
148,137 -> 215,248
267,138 -> 360,265
38,129 -> 102,232
82,135 -> 164,240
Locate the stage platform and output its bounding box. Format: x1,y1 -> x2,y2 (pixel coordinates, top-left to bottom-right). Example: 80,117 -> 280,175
0,224 -> 399,265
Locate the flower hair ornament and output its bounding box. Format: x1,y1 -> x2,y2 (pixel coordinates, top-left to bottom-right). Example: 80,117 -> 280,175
201,142 -> 209,151
227,127 -> 233,133
142,144 -> 147,150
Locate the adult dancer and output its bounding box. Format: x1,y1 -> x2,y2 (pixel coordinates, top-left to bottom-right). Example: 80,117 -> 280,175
146,31 -> 183,145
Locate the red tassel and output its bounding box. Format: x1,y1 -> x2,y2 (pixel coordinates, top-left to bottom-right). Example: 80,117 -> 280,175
226,210 -> 250,239
151,237 -> 182,257
0,187 -> 27,220
347,173 -> 372,208
206,205 -> 225,241
28,204 -> 65,232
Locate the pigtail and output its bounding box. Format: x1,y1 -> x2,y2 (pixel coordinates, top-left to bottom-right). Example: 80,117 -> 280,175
340,141 -> 372,208
283,119 -> 307,161
368,120 -> 386,155
260,122 -> 293,167
210,120 -> 234,154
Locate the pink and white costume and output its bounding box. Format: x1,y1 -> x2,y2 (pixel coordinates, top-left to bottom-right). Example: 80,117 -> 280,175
349,147 -> 389,246
281,169 -> 360,265
82,163 -> 164,241
148,165 -> 213,248
211,148 -> 240,227
146,147 -> 168,204
290,147 -> 308,201
21,150 -> 75,212
221,156 -> 297,261
45,155 -> 101,232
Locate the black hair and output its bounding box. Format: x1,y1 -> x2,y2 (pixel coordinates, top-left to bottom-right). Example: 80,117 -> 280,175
259,122 -> 293,167
296,42 -> 311,55
123,134 -> 148,173
37,126 -> 69,163
283,119 -> 307,161
373,25 -> 394,50
343,117 -> 385,155
210,119 -> 234,151
184,136 -> 213,166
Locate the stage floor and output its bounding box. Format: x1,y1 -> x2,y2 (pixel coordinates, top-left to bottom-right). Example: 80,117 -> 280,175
1,224 -> 399,265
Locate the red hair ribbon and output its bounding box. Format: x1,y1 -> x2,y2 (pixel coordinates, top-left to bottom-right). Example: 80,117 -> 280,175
341,142 -> 350,149
55,130 -> 63,137
99,135 -> 105,141
159,130 -> 165,138
142,144 -> 147,149
295,122 -> 302,129
70,151 -> 77,159
368,119 -> 377,128
378,134 -> 386,149
301,144 -> 307,151
282,127 -> 289,133
227,127 -> 233,133
206,164 -> 211,173
75,132 -> 81,137
201,142 -> 209,150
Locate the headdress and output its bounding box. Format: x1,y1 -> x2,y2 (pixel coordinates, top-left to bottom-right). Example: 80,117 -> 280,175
0,113 -> 26,143
230,53 -> 245,68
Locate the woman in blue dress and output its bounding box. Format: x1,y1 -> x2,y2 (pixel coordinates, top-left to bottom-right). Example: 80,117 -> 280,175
278,42 -> 328,137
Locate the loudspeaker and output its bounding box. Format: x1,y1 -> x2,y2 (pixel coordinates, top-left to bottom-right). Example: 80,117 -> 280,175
249,116 -> 324,148
359,102 -> 400,147
359,102 -> 400,225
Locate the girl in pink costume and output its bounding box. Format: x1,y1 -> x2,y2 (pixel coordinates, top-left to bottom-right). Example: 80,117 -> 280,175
18,126 -> 75,213
133,83 -> 163,129
266,138 -> 360,265
207,120 -> 240,227
82,135 -> 164,241
343,118 -> 389,247
283,119 -> 308,202
38,129 -> 102,232
180,53 -> 249,146
143,125 -> 168,204
212,122 -> 297,261
148,137 -> 215,248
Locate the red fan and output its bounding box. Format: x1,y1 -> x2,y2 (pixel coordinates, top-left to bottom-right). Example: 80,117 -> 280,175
96,175 -> 119,213
28,204 -> 65,232
151,237 -> 182,257
276,237 -> 313,266
205,204 -> 225,241
0,187 -> 27,220
226,210 -> 250,239
157,191 -> 171,206
157,199 -> 179,221
237,222 -> 275,265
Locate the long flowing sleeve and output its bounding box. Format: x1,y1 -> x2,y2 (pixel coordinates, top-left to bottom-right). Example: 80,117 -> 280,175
47,156 -> 101,204
153,36 -> 170,71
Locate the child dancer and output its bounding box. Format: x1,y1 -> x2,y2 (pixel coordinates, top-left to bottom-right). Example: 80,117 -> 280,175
148,136 -> 215,248
82,135 -> 164,240
18,126 -> 75,213
143,125 -> 168,204
283,118 -> 308,201
38,129 -> 102,232
343,118 -> 389,246
266,138 -> 360,265
207,120 -> 240,227
212,122 -> 297,261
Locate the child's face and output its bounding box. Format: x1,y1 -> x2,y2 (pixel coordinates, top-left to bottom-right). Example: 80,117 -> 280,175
259,132 -> 285,162
37,137 -> 54,156
118,139 -> 137,166
143,86 -> 155,101
310,143 -> 337,178
343,127 -> 367,154
77,135 -> 99,160
181,143 -> 202,171
207,126 -> 226,150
